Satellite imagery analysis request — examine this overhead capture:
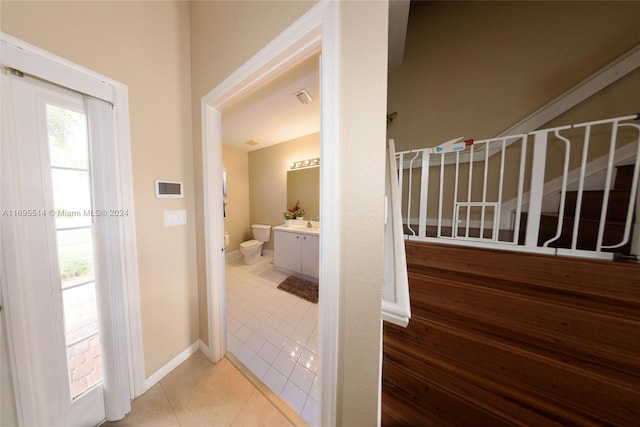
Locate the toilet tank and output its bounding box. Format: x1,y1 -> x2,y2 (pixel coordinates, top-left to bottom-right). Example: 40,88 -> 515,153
251,224 -> 271,242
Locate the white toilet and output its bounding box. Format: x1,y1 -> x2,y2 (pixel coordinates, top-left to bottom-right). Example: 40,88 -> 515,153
239,224 -> 271,264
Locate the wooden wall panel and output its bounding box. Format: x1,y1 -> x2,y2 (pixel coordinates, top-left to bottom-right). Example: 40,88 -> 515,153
382,242 -> 640,426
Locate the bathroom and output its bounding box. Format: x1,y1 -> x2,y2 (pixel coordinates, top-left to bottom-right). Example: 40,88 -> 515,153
220,54 -> 320,425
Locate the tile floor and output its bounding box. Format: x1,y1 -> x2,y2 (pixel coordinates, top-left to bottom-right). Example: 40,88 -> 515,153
104,351 -> 293,427
225,255 -> 318,426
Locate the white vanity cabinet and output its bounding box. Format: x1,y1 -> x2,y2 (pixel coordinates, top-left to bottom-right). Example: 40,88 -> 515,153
274,227 -> 319,280
300,234 -> 319,278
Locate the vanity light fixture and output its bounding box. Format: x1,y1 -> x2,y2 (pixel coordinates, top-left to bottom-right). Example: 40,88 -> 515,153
294,88 -> 313,104
289,157 -> 320,169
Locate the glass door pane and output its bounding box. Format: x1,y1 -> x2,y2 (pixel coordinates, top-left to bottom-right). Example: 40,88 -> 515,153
46,103 -> 102,399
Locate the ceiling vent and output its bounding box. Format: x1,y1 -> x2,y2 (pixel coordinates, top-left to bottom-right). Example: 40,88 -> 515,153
294,88 -> 313,104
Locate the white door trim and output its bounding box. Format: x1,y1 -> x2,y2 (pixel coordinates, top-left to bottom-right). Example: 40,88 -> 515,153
0,34 -> 114,104
201,1 -> 340,425
0,33 -> 145,421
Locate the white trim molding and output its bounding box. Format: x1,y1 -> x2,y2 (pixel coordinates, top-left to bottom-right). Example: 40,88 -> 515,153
407,234 -> 614,261
1,33 -> 114,103
498,43 -> 640,138
144,341 -> 200,391
198,339 -> 210,359
225,249 -> 242,263
202,103 -> 226,364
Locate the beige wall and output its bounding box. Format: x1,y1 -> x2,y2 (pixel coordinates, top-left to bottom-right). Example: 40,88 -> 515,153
189,0 -> 317,347
222,145 -> 251,252
248,133 -> 320,251
1,1 -> 198,377
335,2 -> 388,424
541,68 -> 640,177
388,1 -> 640,151
391,1 -> 640,223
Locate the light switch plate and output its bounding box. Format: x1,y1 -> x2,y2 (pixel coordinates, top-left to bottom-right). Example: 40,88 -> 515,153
164,209 -> 187,227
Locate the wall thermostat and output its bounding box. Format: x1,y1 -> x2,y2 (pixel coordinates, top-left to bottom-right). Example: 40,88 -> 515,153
155,180 -> 183,198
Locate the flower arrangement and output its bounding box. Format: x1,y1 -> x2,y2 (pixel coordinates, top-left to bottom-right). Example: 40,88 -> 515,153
283,200 -> 305,220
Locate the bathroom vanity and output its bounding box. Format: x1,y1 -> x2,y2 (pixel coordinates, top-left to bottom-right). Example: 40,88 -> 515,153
273,224 -> 319,281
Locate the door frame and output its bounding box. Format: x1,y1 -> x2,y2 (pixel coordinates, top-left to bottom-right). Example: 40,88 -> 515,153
0,33 -> 145,423
201,1 -> 340,425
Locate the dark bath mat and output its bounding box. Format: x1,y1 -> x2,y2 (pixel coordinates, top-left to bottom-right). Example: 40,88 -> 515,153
277,275 -> 318,304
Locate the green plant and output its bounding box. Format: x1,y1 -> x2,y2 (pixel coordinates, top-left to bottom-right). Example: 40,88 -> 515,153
60,259 -> 90,279
285,200 -> 305,218
387,111 -> 398,128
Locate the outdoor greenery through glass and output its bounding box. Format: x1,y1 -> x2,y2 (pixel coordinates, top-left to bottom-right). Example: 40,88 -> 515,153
46,104 -> 102,399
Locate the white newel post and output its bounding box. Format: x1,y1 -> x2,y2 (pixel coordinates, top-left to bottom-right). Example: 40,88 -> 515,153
632,168 -> 640,256
525,130 -> 549,249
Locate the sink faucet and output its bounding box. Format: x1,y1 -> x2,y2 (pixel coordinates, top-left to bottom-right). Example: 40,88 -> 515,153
307,221 -> 312,228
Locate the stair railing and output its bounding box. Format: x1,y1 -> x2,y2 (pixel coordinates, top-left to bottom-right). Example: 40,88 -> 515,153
596,116 -> 640,251
397,134 -> 528,244
541,128 -> 571,248
382,139 -> 411,327
534,115 -> 640,252
396,114 -> 640,260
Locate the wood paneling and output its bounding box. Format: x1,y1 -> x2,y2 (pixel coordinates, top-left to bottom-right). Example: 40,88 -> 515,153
382,242 -> 640,426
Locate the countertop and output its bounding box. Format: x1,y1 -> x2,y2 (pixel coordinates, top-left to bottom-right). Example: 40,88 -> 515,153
273,223 -> 320,236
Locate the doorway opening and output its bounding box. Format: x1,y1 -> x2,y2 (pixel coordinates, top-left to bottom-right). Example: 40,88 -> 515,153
201,3 -> 341,426
221,52 -> 321,424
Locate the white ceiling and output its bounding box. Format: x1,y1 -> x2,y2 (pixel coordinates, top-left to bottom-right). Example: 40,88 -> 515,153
221,54 -> 321,152
220,1 -> 410,153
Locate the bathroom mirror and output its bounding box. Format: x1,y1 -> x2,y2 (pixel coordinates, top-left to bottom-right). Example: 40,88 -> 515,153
287,166 -> 319,221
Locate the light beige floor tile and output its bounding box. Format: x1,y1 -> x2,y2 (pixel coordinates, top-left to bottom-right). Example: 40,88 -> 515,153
104,382 -> 179,427
230,388 -> 294,427
106,319 -> 306,426
161,353 -> 256,426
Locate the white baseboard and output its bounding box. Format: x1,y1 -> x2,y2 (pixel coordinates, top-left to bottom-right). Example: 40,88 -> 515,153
225,248 -> 274,262
144,341 -> 200,391
225,249 -> 242,262
199,339 -> 210,359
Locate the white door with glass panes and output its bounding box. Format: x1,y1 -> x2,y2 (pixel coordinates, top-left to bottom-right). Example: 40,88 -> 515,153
1,73 -> 114,426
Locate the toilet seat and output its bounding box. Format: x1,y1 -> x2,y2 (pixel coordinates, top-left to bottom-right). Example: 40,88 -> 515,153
240,239 -> 260,248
